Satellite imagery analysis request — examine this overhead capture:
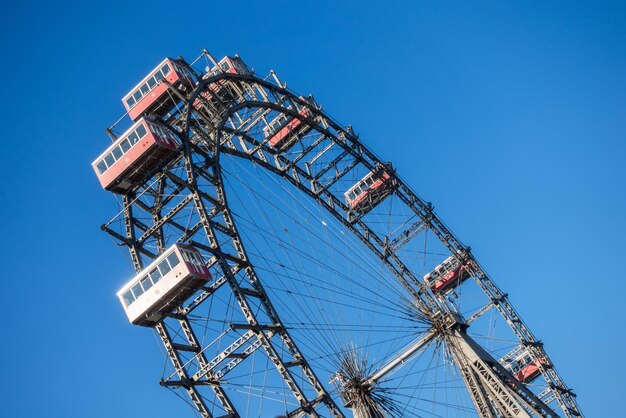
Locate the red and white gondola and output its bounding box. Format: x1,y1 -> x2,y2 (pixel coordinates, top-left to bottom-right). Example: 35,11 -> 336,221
123,58 -> 196,122
344,166 -> 394,213
193,56 -> 250,111
263,102 -> 313,150
423,254 -> 471,293
500,345 -> 547,383
117,244 -> 212,327
92,117 -> 178,194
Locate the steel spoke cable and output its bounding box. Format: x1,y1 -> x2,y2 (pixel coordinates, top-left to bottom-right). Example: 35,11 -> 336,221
218,160 -> 414,370
220,156 -> 407,297
219,144 -> 444,412
234,220 -> 407,317
164,386 -> 203,418
100,64 -> 581,417
220,158 -> 350,353
250,261 -> 413,320
240,233 -> 406,316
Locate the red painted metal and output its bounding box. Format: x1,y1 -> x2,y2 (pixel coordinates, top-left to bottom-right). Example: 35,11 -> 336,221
430,263 -> 471,293
346,172 -> 391,210
514,358 -> 546,383
193,56 -> 249,110
267,108 -> 312,148
92,118 -> 177,194
123,58 -> 195,122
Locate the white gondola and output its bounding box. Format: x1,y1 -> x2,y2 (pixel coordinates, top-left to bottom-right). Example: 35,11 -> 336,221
117,244 -> 212,326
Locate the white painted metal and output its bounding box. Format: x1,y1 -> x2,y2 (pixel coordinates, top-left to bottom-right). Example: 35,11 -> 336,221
117,244 -> 210,326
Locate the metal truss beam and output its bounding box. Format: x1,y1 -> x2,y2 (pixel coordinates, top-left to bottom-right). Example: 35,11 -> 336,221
446,325 -> 558,418
205,75 -> 581,417
103,66 -> 582,418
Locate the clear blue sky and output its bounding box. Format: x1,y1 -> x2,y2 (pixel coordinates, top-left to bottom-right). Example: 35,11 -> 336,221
1,1 -> 624,416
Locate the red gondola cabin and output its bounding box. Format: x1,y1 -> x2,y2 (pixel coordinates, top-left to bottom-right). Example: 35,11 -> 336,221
500,345 -> 547,383
92,117 -> 178,194
423,254 -> 471,293
193,56 -> 250,111
263,105 -> 313,150
209,55 -> 250,76
123,58 -> 196,122
344,167 -> 393,212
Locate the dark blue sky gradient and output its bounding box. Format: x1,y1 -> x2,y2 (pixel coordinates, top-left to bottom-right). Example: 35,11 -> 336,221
1,1 -> 624,416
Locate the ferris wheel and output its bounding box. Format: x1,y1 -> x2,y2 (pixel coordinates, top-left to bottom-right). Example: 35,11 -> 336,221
93,50 -> 583,418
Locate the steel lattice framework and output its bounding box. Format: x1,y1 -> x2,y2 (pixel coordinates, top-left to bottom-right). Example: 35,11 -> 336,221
100,50 -> 583,418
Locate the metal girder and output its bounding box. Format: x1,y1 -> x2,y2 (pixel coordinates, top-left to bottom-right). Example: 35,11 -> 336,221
384,218 -> 429,256
216,134 -> 438,314
135,194 -> 195,245
212,330 -> 277,381
445,325 -> 558,418
311,147 -> 350,181
105,93 -> 345,417
466,293 -> 508,325
122,194 -> 142,270
181,106 -> 345,416
365,330 -> 436,386
103,60 -> 582,418
190,329 -> 256,382
180,317 -> 239,415
156,323 -> 214,418
205,76 -> 582,417
177,271 -> 231,316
